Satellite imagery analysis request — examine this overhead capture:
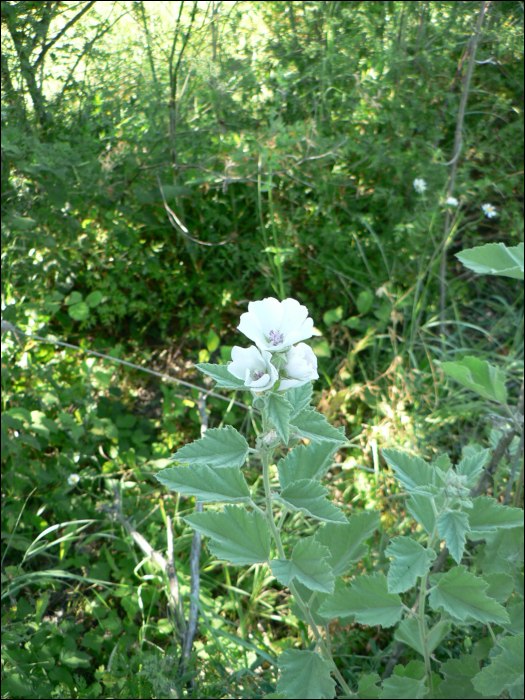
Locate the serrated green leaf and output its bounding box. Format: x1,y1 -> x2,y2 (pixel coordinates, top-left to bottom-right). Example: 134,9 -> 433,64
267,393 -> 291,444
184,505 -> 270,565
503,598 -> 524,635
481,572 -> 515,603
172,426 -> 249,468
440,356 -> 508,404
379,675 -> 428,699
428,565 -> 509,625
285,382 -> 313,419
456,450 -> 490,485
432,453 -> 452,472
358,672 -> 382,699
393,660 -> 426,680
394,617 -> 451,657
278,441 -> 337,488
439,654 -> 484,700
155,464 -> 250,503
275,479 -> 347,523
468,496 -> 524,537
196,362 -> 246,389
290,409 -> 347,444
277,649 -> 336,700
382,449 -> 435,493
482,528 -> 524,575
456,242 -> 524,280
314,511 -> 380,577
472,635 -> 524,698
385,536 -> 436,593
270,537 -> 335,593
406,494 -> 444,535
437,510 -> 470,564
318,572 -> 403,627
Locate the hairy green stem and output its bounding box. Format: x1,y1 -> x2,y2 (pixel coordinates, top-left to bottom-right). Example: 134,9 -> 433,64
417,571 -> 434,697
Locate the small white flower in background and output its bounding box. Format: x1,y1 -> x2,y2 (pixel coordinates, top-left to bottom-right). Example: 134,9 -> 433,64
482,203 -> 497,218
413,178 -> 427,194
237,297 -> 314,353
446,196 -> 459,206
227,345 -> 279,391
279,343 -> 319,391
68,474 -> 80,486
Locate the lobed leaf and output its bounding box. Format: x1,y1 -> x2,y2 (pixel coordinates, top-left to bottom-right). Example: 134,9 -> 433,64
439,356 -> 508,404
482,528 -> 524,575
472,635 -> 524,698
318,572 -> 403,627
456,242 -> 524,280
385,536 -> 436,594
394,617 -> 451,657
290,409 -> 347,444
439,654 -> 485,700
277,441 -> 338,488
428,565 -> 509,625
468,496 -> 524,537
270,537 -> 335,593
277,649 -> 336,700
184,505 -> 270,565
406,494 -> 445,535
481,572 -> 515,604
155,464 -> 250,503
314,511 -> 380,577
382,449 -> 435,494
275,479 -> 348,523
437,510 -> 470,564
285,382 -> 313,419
266,393 -> 291,444
196,362 -> 247,389
171,425 -> 249,468
456,449 -> 490,485
379,675 -> 428,698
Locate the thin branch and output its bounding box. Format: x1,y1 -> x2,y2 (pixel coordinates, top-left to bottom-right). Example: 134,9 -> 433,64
33,1 -> 97,69
179,392 -> 208,684
156,172 -> 232,246
1,321 -> 258,414
439,1 -> 488,341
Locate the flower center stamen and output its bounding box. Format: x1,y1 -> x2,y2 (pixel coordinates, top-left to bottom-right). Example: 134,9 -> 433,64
252,370 -> 265,381
268,330 -> 284,346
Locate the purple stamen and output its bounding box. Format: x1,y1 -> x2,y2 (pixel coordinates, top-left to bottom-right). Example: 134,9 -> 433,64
252,370 -> 265,381
268,329 -> 284,346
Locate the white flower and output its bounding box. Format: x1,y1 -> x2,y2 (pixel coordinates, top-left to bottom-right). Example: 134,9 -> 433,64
279,343 -> 319,391
413,178 -> 427,194
237,297 -> 314,353
68,474 -> 80,486
227,345 -> 279,391
482,203 -> 497,218
446,196 -> 459,206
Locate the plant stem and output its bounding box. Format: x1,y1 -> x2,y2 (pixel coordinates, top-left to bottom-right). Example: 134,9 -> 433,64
260,450 -> 353,698
417,571 -> 434,698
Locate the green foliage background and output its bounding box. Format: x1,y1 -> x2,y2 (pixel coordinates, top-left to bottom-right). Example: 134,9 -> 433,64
1,1 -> 523,698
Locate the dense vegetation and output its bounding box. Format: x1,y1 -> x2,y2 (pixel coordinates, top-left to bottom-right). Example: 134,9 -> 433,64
1,1 -> 523,698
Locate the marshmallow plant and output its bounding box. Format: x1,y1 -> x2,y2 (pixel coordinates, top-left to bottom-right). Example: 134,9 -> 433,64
156,297 -> 364,698
156,280 -> 524,699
